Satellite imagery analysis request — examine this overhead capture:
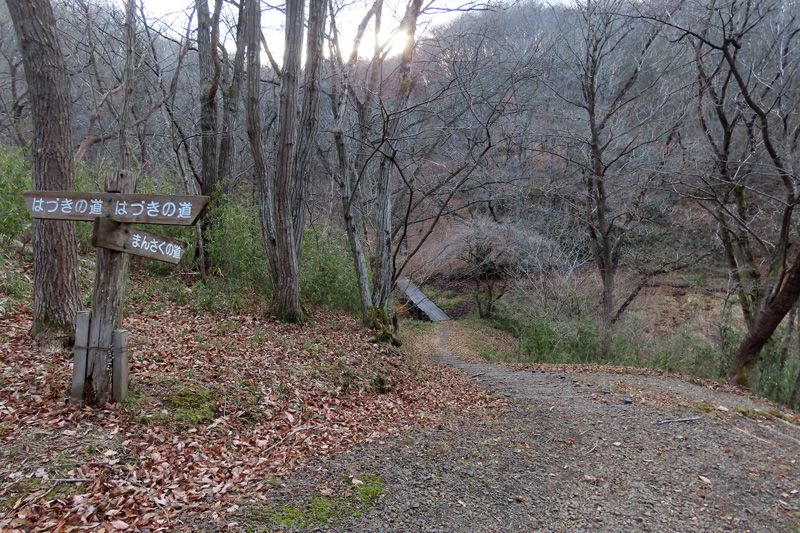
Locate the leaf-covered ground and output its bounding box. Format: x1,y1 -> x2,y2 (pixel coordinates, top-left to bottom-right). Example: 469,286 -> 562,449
4,269 -> 799,532
0,277 -> 492,531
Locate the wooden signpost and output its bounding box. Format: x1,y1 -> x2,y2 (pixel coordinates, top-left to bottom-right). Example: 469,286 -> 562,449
25,171 -> 208,406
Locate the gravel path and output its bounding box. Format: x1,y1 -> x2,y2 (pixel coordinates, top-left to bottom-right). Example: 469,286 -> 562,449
246,323 -> 800,532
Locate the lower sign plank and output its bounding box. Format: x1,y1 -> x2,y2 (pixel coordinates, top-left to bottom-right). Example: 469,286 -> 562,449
92,218 -> 187,264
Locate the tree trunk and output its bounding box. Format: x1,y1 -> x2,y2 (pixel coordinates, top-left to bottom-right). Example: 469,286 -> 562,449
270,0 -> 305,323
7,0 -> 80,349
244,0 -> 279,288
329,1 -> 381,326
334,124 -> 374,325
289,0 -> 325,255
119,0 -> 136,169
196,0 -> 221,273
372,155 -> 394,312
727,249 -> 800,388
256,0 -> 325,323
587,173 -> 616,329
370,0 -> 423,315
197,0 -> 220,196
218,1 -> 245,189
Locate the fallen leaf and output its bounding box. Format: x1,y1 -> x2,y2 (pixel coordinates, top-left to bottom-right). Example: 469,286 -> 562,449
698,475 -> 712,485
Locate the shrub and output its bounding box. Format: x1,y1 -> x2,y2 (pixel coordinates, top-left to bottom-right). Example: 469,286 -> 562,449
204,197 -> 271,293
0,145 -> 31,247
300,227 -> 360,315
753,332 -> 799,406
488,276 -> 800,408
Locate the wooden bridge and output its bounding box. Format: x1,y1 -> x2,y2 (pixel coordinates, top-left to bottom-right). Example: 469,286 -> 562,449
396,277 -> 450,322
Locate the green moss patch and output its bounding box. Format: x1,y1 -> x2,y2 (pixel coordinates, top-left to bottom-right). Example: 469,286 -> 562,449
353,474 -> 386,503
126,380 -> 219,428
163,385 -> 218,425
245,475 -> 386,529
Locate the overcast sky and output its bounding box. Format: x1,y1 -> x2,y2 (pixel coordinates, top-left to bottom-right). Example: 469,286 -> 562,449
131,0 -> 458,61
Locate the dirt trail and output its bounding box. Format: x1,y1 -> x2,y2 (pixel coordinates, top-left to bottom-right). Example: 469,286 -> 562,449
436,324 -> 634,410
261,322 -> 800,532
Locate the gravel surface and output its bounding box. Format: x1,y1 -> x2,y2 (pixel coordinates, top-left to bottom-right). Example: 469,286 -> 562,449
239,323 -> 800,532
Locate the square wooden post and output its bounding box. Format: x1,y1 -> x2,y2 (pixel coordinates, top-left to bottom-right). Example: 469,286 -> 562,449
70,310 -> 91,406
112,329 -> 129,403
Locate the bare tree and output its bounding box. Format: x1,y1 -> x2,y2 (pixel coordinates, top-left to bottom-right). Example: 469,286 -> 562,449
245,0 -> 325,323
0,3 -> 27,147
644,0 -> 800,387
6,0 -> 80,348
434,217 -> 562,318
325,0 -> 514,332
68,0 -> 190,167
539,0 -> 680,329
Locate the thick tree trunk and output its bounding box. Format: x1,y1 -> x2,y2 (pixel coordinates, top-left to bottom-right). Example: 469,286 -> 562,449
257,0 -> 325,323
270,0 -> 305,323
197,0 -> 220,196
727,250 -> 800,388
7,0 -> 80,349
289,0 -> 325,255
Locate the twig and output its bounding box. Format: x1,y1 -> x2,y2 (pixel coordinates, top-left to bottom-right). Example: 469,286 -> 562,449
486,511 -> 503,524
48,478 -> 91,483
657,416 -> 702,425
263,424 -> 322,455
0,324 -> 26,330
584,441 -> 600,455
469,373 -> 486,379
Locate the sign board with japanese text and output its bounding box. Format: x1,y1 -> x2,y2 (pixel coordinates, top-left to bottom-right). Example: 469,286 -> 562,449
22,173 -> 209,405
23,191 -> 208,225
92,218 -> 187,265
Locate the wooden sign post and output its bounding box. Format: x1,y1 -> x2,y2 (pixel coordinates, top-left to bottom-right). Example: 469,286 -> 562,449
25,171 -> 208,406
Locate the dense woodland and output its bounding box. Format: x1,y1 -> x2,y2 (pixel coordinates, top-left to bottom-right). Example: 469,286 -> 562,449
1,0 -> 800,408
